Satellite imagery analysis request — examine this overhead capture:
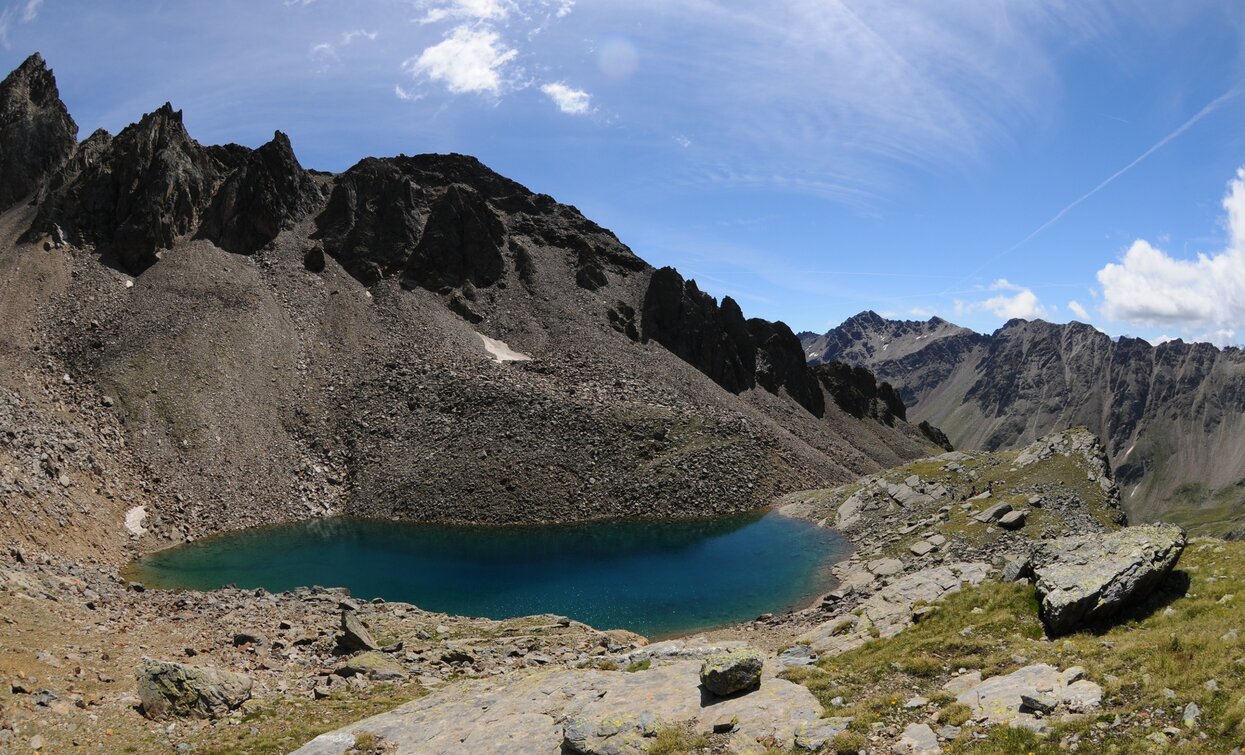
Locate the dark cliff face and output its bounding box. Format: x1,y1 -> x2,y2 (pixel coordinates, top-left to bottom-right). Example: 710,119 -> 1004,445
806,312 -> 1245,523
32,104 -> 320,272
639,267 -> 828,417
0,53 -> 78,210
641,267 -> 757,394
748,318 -> 825,417
197,131 -> 323,255
813,361 -> 905,425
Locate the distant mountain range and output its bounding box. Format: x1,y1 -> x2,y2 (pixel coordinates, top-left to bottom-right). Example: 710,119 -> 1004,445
801,311 -> 1245,535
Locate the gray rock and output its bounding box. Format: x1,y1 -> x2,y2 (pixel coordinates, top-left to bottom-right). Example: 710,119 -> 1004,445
1031,524 -> 1186,636
337,611 -> 380,653
998,510 -> 1026,530
794,717 -> 853,750
894,722 -> 940,753
563,711 -> 659,754
972,502 -> 1012,523
291,661 -> 821,754
338,651 -> 406,681
1183,702 -> 1201,728
136,658 -> 252,720
910,540 -> 935,556
1001,554 -> 1032,582
1020,693 -> 1057,714
700,648 -> 763,696
778,645 -> 817,667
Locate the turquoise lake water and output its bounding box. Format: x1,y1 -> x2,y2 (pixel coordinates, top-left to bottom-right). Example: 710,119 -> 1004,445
131,511 -> 848,637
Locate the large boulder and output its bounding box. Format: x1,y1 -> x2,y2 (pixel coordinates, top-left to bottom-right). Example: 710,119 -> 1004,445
136,658 -> 252,720
336,611 -> 381,653
699,648 -> 763,697
1031,523 -> 1185,636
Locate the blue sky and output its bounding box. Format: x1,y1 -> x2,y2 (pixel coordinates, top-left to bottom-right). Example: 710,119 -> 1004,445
4,1 -> 1245,344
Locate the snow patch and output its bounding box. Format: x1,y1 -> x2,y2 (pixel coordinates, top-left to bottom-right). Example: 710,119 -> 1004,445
478,333 -> 531,363
125,506 -> 147,536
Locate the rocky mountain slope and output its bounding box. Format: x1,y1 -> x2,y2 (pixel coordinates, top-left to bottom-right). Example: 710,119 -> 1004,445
0,54 -> 942,563
801,311 -> 1245,532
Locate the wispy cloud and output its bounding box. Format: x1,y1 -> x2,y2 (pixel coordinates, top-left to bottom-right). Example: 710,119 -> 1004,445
998,86 -> 1241,259
341,29 -> 377,45
0,0 -> 42,47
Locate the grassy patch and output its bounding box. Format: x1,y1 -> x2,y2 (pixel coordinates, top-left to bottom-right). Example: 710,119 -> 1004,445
789,538 -> 1245,753
199,684 -> 423,755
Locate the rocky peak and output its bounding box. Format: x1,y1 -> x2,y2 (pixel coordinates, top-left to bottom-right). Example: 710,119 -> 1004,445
197,130 -> 323,254
30,100 -> 322,271
0,51 -> 78,210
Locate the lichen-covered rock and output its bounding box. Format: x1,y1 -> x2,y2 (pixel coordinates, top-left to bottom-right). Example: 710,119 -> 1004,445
136,658 -> 252,720
699,648 -> 763,696
563,711 -> 660,754
1031,523 -> 1185,636
339,651 -> 406,681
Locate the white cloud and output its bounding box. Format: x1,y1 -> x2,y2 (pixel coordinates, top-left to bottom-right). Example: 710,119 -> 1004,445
21,0 -> 41,23
310,42 -> 336,59
405,26 -> 517,95
1067,300 -> 1090,321
1097,168 -> 1245,338
540,82 -> 591,114
416,0 -> 510,25
956,279 -> 1050,321
342,29 -> 378,45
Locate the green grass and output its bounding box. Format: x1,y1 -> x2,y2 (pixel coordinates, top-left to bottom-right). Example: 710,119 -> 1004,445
783,538 -> 1245,753
198,683 -> 423,755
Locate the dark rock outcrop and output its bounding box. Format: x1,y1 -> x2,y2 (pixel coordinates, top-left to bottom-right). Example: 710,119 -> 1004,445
917,420 -> 953,452
813,361 -> 905,425
641,266 -> 757,395
401,184 -> 505,292
640,267 -> 827,416
31,105 -> 319,272
0,53 -> 77,211
196,130 -> 323,254
749,319 -> 825,417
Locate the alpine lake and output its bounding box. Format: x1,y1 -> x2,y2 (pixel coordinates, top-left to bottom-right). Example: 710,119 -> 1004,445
129,510 -> 848,638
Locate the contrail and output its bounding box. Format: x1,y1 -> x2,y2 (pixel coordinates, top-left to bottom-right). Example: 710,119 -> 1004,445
967,85 -> 1243,279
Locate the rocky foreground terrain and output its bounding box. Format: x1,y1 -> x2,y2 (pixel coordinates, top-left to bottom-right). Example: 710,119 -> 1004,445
801,312 -> 1245,534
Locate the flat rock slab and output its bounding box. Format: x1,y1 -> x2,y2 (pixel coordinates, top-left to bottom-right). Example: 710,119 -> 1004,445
291,660 -> 822,754
972,502 -> 1012,523
800,562 -> 989,655
1032,523 -> 1185,636
947,664 -> 1102,730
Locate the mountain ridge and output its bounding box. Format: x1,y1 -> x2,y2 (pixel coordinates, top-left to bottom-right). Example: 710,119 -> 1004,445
803,310 -> 1245,531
